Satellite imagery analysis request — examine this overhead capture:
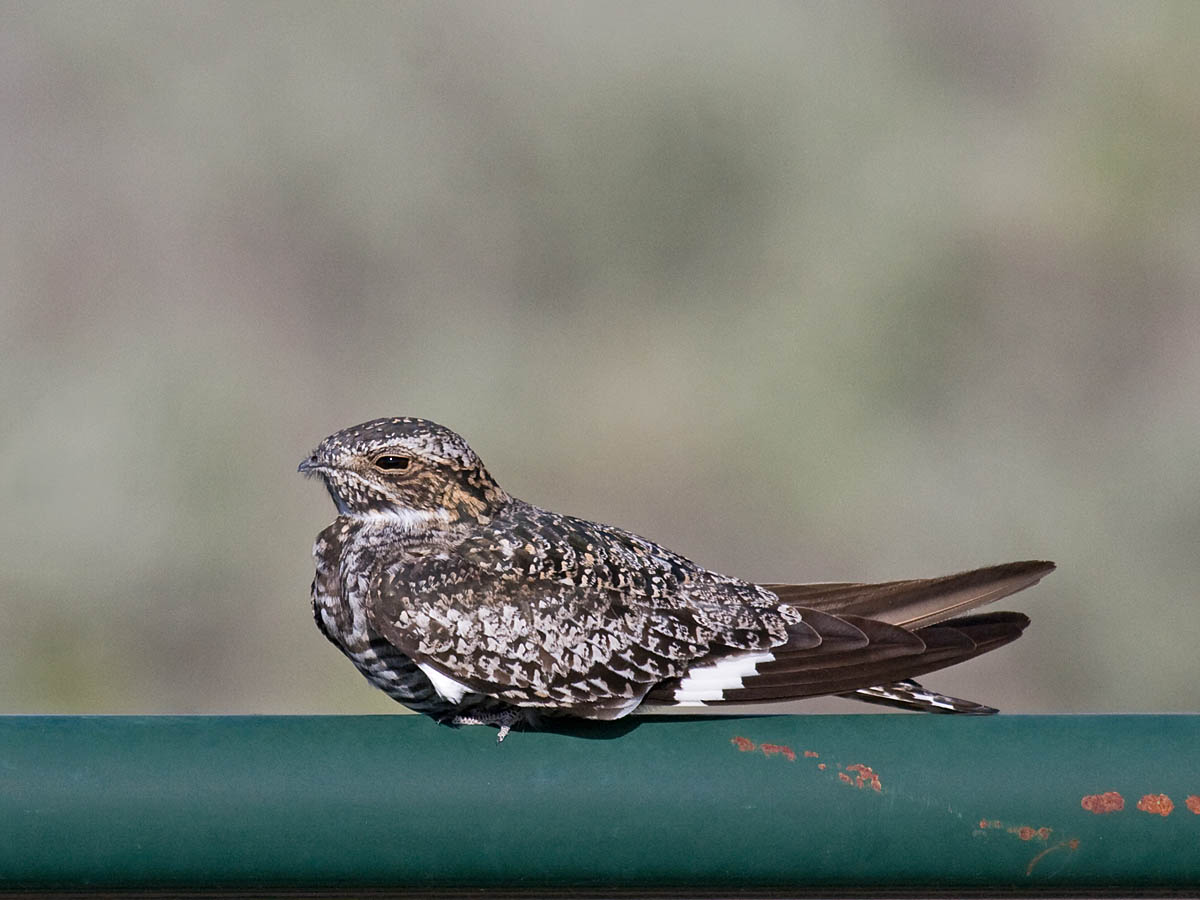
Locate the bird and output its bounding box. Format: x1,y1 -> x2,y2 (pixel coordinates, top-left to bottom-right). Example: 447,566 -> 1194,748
300,417 -> 1053,740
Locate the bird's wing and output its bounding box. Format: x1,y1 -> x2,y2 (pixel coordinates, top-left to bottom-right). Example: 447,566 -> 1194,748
366,552 -> 780,719
644,610 -> 1029,707
365,504 -> 821,719
761,560 -> 1054,628
640,562 -> 1050,711
368,540 -> 1051,719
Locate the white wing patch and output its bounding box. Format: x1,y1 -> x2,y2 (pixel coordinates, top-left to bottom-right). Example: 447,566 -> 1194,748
670,650 -> 777,704
858,683 -> 959,711
417,662 -> 474,704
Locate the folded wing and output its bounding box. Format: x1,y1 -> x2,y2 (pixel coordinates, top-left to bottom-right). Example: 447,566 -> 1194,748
644,561 -> 1052,713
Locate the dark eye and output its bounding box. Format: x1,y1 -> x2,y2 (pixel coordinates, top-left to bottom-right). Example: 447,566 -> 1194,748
374,455 -> 411,471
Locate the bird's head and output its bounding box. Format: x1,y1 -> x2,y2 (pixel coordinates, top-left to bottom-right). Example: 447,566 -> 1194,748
299,418 -> 508,527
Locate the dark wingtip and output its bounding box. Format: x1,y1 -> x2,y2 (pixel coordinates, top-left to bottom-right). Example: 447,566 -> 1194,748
1014,560 -> 1056,577
980,559 -> 1056,591
958,704 -> 1000,716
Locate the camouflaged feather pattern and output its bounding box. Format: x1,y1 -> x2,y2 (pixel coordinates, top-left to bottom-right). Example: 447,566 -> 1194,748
369,499 -> 791,716
302,417 -> 1053,731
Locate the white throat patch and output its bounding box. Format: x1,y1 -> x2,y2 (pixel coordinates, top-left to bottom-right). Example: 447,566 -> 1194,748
352,507 -> 451,531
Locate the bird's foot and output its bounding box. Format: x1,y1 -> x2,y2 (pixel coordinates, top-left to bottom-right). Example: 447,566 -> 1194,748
445,708 -> 525,742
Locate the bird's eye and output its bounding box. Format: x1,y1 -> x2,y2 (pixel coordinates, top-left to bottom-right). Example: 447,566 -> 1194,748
374,455 -> 411,471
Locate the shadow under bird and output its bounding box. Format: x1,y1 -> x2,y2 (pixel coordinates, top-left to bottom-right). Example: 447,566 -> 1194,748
300,418 -> 1054,739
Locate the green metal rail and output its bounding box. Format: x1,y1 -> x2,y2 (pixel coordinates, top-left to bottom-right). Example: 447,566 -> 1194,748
1,715 -> 1197,896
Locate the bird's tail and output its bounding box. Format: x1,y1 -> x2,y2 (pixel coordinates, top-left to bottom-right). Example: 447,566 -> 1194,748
845,679 -> 998,714
760,560 -> 1054,628
643,560 -> 1052,713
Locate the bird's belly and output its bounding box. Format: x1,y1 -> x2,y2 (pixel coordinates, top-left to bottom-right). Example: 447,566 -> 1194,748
316,586 -> 450,716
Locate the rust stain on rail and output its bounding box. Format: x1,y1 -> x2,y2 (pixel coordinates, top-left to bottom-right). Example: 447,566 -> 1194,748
1025,838 -> 1081,877
1081,791 -> 1124,814
977,817 -> 1077,876
729,736 -> 805,763
760,742 -> 796,761
1136,793 -> 1174,817
979,820 -> 1053,842
844,763 -> 882,792
730,735 -> 880,790
728,731 -> 1088,880
977,820 -> 1045,840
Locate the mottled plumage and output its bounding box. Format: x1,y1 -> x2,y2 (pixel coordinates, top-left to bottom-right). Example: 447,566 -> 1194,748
301,418 -> 1053,738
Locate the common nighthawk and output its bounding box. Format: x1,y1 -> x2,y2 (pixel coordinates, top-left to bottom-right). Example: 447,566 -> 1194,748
300,418 -> 1053,739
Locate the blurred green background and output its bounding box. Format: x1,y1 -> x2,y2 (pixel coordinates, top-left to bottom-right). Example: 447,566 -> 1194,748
3,2 -> 1197,715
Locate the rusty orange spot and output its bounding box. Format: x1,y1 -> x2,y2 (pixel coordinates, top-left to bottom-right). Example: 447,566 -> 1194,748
817,763 -> 826,770
760,742 -> 796,762
1025,839 -> 1081,877
804,750 -> 819,758
979,819 -> 989,829
838,771 -> 852,784
1081,791 -> 1124,814
1008,825 -> 1052,841
1137,793 -> 1174,817
1186,795 -> 1200,815
845,763 -> 882,792
731,736 -> 756,752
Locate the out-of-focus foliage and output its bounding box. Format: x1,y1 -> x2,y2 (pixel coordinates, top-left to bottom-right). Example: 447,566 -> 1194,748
2,2 -> 1197,714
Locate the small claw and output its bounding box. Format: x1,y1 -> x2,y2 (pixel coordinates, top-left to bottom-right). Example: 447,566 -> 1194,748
444,708 -> 523,741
